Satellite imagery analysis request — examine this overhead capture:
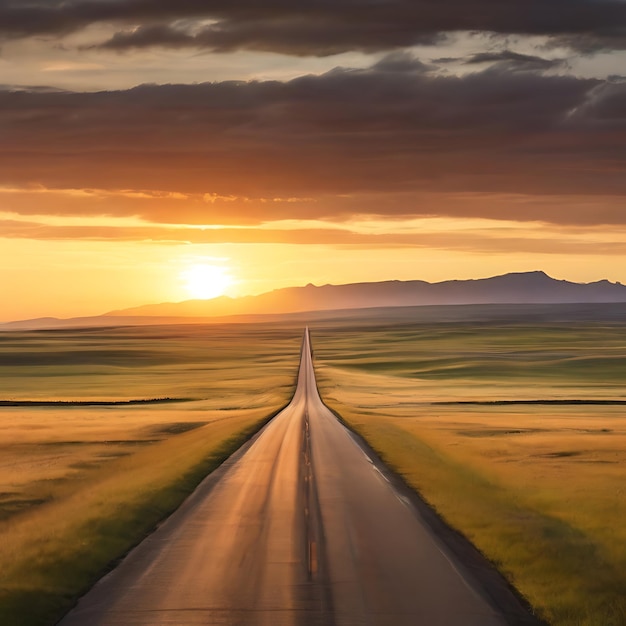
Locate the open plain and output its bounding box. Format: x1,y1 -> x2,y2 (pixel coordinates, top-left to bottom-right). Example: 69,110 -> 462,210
56,328 -> 537,626
313,304 -> 626,626
1,304 -> 625,625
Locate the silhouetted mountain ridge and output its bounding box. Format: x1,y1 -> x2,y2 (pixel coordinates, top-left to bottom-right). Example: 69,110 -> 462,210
4,271 -> 626,330
106,271 -> 626,317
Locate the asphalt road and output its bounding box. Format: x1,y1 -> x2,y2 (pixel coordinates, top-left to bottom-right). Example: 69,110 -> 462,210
59,329 -> 538,626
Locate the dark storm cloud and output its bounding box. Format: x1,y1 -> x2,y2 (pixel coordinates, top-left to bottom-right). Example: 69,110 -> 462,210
96,18 -> 443,56
464,51 -> 569,72
1,59 -> 625,224
0,0 -> 625,54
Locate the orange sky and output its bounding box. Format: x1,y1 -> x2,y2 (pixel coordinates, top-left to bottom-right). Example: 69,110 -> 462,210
1,1 -> 625,321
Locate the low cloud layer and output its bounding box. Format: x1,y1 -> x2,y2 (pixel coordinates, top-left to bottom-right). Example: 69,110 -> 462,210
1,57 -> 624,226
4,214 -> 626,258
1,0 -> 625,54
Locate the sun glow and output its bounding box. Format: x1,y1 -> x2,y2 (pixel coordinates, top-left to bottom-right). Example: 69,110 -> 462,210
181,264 -> 232,299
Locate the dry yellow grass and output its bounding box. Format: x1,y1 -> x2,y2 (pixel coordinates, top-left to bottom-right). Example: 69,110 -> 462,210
0,402 -> 266,519
0,402 -> 288,626
0,323 -> 300,625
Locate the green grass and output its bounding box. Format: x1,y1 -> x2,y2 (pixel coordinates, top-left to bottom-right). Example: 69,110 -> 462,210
311,315 -> 626,390
311,306 -> 626,626
0,323 -> 302,401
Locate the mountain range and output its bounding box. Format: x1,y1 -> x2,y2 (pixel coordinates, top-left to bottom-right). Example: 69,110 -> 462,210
3,271 -> 626,330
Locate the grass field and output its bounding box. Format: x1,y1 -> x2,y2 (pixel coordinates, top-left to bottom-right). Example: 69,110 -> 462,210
0,322 -> 301,626
3,304 -> 626,626
312,304 -> 626,626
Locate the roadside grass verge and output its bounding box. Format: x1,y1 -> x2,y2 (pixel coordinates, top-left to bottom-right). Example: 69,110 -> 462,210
316,361 -> 626,626
0,405 -> 284,626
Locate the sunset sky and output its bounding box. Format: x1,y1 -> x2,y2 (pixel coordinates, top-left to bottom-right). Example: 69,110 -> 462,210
1,0 -> 626,321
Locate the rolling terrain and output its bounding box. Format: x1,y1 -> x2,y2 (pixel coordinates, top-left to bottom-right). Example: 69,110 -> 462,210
2,306 -> 626,625
58,329 -> 537,626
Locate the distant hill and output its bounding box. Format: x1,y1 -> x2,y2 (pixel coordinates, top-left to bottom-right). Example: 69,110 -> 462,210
106,271 -> 626,318
3,271 -> 626,330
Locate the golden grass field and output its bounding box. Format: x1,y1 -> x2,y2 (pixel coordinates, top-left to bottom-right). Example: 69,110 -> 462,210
312,306 -> 626,626
3,304 -> 626,626
0,322 -> 301,626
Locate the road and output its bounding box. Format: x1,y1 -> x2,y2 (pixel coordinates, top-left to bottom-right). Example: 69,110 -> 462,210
59,328 -> 538,626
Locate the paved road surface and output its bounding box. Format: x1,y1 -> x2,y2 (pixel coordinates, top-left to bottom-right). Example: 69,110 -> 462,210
60,329 -> 537,626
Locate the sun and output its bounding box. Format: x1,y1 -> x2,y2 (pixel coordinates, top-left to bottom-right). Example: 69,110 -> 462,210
180,264 -> 232,300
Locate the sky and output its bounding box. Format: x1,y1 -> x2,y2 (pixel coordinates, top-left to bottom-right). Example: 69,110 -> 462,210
1,0 -> 625,321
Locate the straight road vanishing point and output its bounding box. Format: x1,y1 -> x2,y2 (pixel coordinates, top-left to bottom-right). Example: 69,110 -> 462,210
60,329 -> 540,626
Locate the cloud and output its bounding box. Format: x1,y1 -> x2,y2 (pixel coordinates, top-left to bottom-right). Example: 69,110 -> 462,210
0,0 -> 625,54
4,215 -> 626,258
463,51 -> 569,72
1,59 -> 625,225
94,18 -> 443,57
566,80 -> 626,127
